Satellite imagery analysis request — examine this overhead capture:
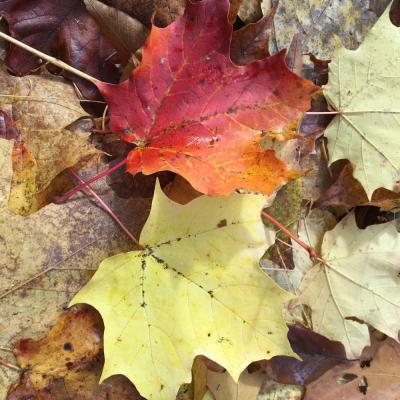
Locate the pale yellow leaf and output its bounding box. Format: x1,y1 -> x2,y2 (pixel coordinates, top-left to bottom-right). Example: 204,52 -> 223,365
324,4 -> 400,197
298,212 -> 400,358
71,183 -> 295,400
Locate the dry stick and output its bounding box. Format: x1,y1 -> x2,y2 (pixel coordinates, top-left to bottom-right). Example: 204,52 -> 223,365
67,169 -> 142,248
54,158 -> 127,204
0,30 -> 99,85
261,210 -> 320,260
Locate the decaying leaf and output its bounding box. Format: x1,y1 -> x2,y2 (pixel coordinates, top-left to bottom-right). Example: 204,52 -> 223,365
263,209 -> 336,293
71,181 -> 295,399
258,379 -> 304,400
324,4 -> 400,197
0,139 -> 151,396
261,179 -> 303,272
261,324 -> 346,387
0,64 -> 98,214
97,0 -> 316,196
84,0 -> 149,62
306,338 -> 400,399
237,0 -> 263,23
270,0 -> 388,61
0,0 -> 119,98
231,3 -> 277,65
7,306 -> 144,400
316,161 -> 400,210
298,212 -> 400,358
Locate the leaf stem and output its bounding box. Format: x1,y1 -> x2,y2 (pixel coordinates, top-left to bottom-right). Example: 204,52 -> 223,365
0,357 -> 21,372
66,169 -> 142,248
0,30 -> 99,84
54,158 -> 127,203
304,111 -> 340,115
261,210 -> 319,261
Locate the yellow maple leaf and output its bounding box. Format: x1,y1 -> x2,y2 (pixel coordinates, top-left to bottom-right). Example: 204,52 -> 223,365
324,3 -> 400,198
298,212 -> 400,358
71,182 -> 295,400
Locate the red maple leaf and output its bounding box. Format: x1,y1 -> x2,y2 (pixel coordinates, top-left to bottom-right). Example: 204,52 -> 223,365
97,0 -> 316,195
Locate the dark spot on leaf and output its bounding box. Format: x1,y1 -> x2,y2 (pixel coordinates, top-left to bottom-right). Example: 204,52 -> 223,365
217,219 -> 227,228
208,290 -> 214,297
63,342 -> 73,351
208,333 -> 211,337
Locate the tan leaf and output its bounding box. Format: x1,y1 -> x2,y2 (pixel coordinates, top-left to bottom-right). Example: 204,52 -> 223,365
0,139 -> 151,396
0,64 -> 98,214
270,0 -> 386,60
298,212 -> 400,358
85,0 -> 149,62
7,306 -> 144,399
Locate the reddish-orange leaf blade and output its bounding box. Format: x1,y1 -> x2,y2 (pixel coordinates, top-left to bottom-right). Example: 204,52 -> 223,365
97,0 -> 316,195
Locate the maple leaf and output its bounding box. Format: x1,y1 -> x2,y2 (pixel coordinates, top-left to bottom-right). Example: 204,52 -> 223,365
324,4 -> 400,197
0,140 -> 151,395
9,306 -> 144,400
270,0 -> 383,61
70,182 -> 295,400
297,212 -> 400,359
0,0 -> 119,98
0,64 -> 98,214
97,0 -> 316,196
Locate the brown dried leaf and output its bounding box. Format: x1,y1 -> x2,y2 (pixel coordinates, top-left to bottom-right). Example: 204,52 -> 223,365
230,3 -> 277,65
85,0 -> 149,62
7,306 -> 144,400
0,0 -> 119,99
0,140 -> 151,396
0,65 -> 99,214
305,339 -> 400,399
316,161 -> 400,210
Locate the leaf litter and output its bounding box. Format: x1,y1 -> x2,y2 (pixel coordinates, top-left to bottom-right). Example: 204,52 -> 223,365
0,0 -> 399,399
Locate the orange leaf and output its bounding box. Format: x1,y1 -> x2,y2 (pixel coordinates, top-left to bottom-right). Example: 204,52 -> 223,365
97,0 -> 316,195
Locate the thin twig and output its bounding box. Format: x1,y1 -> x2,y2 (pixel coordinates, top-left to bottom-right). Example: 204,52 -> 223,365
54,158 -> 127,203
262,210 -> 321,261
67,169 -> 142,248
0,30 -> 99,84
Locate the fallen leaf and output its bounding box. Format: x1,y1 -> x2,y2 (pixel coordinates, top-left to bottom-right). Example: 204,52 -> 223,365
97,0 -> 316,196
261,179 -> 303,272
85,0 -> 149,63
258,379 -> 304,400
305,338 -> 400,399
0,0 -> 119,99
298,93 -> 334,156
207,368 -> 266,400
297,211 -> 400,358
300,141 -> 332,201
7,306 -> 144,400
99,0 -> 187,27
262,208 -> 336,293
261,324 -> 346,386
230,3 -> 277,65
324,4 -> 400,197
0,139 -> 151,396
238,0 -> 263,23
270,0 -> 385,61
0,64 -> 98,214
316,161 -> 400,210
71,181 -> 295,399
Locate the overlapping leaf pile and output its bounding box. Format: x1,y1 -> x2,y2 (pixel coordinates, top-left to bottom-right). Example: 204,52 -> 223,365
0,0 -> 400,400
